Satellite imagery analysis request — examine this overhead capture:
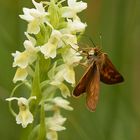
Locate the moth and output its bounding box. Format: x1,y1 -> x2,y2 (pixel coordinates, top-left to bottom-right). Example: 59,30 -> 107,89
73,47 -> 124,111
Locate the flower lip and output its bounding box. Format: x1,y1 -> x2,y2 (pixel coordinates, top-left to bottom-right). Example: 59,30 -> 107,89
61,0 -> 87,18
19,0 -> 49,34
6,96 -> 36,128
46,114 -> 67,131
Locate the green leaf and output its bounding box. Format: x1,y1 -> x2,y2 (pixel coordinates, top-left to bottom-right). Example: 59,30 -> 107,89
48,61 -> 57,80
28,125 -> 40,140
35,24 -> 52,46
37,103 -> 46,140
48,0 -> 61,28
31,59 -> 41,101
39,54 -> 51,82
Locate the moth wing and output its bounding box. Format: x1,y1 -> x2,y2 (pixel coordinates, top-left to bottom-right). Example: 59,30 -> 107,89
73,62 -> 95,97
86,64 -> 100,111
100,54 -> 124,84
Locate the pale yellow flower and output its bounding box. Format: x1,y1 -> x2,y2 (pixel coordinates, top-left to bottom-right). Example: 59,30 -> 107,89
40,30 -> 62,58
6,96 -> 36,128
12,40 -> 39,69
13,68 -> 28,83
47,130 -> 58,140
20,0 -> 49,34
67,16 -> 87,33
61,0 -> 87,18
45,97 -> 73,111
46,114 -> 66,131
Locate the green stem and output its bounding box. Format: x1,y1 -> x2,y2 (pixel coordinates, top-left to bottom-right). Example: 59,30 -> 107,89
9,82 -> 28,117
31,59 -> 41,101
37,103 -> 46,140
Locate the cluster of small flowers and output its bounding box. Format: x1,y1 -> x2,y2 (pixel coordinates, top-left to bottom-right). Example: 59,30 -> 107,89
6,0 -> 87,139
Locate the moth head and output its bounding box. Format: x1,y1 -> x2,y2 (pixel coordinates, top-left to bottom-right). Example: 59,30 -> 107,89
87,47 -> 101,59
93,47 -> 101,56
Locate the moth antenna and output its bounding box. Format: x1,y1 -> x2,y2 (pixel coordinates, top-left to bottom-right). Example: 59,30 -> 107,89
62,39 -> 86,56
89,37 -> 96,47
80,34 -> 96,48
99,33 -> 103,49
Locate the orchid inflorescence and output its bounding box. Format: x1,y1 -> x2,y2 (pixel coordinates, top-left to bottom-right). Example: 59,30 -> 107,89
6,0 -> 87,139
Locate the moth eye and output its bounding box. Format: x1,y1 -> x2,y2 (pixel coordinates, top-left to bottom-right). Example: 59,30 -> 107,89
94,52 -> 98,56
82,50 -> 86,53
87,54 -> 93,59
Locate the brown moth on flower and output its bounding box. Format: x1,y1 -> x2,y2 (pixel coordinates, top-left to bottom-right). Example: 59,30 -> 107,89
73,47 -> 124,111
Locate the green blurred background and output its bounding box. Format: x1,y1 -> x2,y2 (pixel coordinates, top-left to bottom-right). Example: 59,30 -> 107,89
0,0 -> 140,140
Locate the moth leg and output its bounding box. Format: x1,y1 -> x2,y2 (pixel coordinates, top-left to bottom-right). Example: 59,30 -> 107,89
73,62 -> 88,68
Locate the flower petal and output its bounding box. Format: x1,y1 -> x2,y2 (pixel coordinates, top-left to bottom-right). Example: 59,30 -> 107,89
63,64 -> 75,84
52,97 -> 73,110
46,114 -> 66,131
47,130 -> 58,140
13,68 -> 28,83
67,17 -> 87,33
27,20 -> 40,34
32,0 -> 45,13
6,97 -> 19,101
68,0 -> 87,13
50,82 -> 71,98
40,42 -> 57,59
16,109 -> 33,128
61,7 -> 76,18
40,30 -> 62,58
